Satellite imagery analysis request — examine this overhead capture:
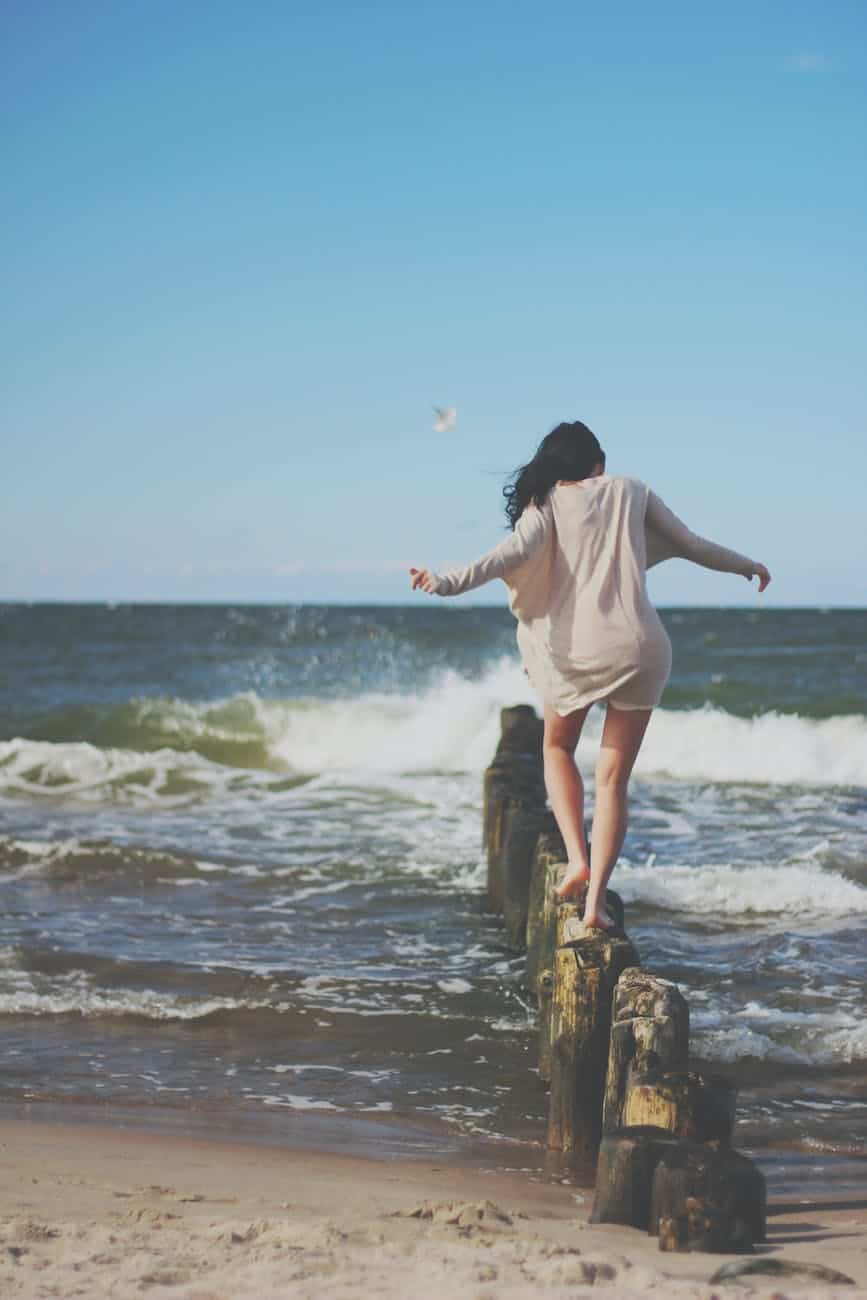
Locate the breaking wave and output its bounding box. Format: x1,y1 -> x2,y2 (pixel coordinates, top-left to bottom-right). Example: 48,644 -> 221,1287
1,660 -> 865,805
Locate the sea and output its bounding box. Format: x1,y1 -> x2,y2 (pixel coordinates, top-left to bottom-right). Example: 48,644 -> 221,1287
1,603 -> 865,1195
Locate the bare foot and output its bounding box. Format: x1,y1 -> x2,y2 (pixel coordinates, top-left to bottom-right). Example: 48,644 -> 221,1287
553,864 -> 591,901
581,906 -> 617,933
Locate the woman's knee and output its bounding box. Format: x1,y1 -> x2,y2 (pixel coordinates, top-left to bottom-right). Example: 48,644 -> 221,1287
543,732 -> 574,762
595,752 -> 631,792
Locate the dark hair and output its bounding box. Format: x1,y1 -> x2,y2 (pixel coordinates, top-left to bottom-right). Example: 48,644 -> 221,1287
503,421 -> 605,529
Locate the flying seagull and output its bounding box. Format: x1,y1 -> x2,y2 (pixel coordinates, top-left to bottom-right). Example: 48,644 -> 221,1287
432,405 -> 457,433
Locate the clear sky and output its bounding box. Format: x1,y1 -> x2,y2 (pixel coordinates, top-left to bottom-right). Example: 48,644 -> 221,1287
3,1 -> 865,606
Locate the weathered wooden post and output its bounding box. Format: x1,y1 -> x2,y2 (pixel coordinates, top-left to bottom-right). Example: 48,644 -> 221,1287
623,1069 -> 737,1144
527,849 -> 625,996
482,706 -> 545,915
547,930 -> 640,1160
501,804 -> 552,951
530,868 -> 626,1083
481,704 -> 762,1257
591,1128 -> 766,1253
525,828 -> 568,995
591,1126 -> 683,1229
650,1138 -> 766,1251
603,968 -> 689,1133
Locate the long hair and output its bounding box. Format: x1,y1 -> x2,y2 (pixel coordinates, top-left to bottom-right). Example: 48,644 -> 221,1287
503,421 -> 605,529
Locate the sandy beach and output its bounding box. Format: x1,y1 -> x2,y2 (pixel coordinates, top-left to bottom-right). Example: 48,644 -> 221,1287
0,1114 -> 865,1299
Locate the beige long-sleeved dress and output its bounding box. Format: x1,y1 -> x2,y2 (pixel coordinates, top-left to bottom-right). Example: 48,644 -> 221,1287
430,475 -> 756,716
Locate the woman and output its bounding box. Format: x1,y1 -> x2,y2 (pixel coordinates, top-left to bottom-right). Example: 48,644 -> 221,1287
409,420 -> 771,932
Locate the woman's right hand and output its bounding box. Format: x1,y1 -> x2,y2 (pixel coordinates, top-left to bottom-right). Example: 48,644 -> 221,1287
745,562 -> 771,592
409,567 -> 440,594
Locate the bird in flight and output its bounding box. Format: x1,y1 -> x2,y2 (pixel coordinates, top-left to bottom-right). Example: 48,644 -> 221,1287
432,405 -> 457,433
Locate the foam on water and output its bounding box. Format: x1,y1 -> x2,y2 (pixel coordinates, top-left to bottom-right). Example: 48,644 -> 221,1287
615,860 -> 867,919
0,983 -> 288,1020
265,660 -> 529,775
693,1009 -> 867,1066
2,665 -> 866,799
625,705 -> 867,788
0,737 -> 241,805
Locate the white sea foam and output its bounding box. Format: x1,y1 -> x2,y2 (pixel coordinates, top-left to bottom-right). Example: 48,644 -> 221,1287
277,1095 -> 339,1110
0,833 -> 233,882
262,664 -> 867,787
694,1024 -> 807,1065
693,1004 -> 867,1066
0,982 -> 288,1021
0,737 -> 235,805
614,861 -> 867,919
625,706 -> 867,788
1,666 -> 865,796
266,661 -> 529,776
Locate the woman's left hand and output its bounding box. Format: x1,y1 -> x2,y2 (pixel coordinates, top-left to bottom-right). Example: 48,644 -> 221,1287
409,567 -> 439,593
744,561 -> 772,593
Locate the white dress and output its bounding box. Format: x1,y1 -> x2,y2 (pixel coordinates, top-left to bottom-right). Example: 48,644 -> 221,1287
430,475 -> 756,716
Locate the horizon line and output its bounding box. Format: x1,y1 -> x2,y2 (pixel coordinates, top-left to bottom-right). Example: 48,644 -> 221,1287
2,598 -> 864,612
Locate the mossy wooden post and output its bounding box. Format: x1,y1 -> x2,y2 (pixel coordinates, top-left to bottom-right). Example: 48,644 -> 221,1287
534,879 -> 627,1084
603,969 -> 689,1134
528,859 -> 628,996
623,1069 -> 737,1144
527,840 -> 628,997
547,931 -> 639,1159
482,706 -> 545,914
649,1138 -> 766,1251
536,893 -> 582,1083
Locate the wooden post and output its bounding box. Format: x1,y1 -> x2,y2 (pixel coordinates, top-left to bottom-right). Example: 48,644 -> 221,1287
537,891 -> 582,1083
603,969 -> 689,1134
525,827 -> 567,995
495,703 -> 545,759
658,1202 -> 754,1254
649,1138 -> 766,1251
535,876 -> 626,1084
591,1128 -> 765,1250
482,707 -> 545,914
527,838 -> 626,998
613,966 -> 690,1026
623,1070 -> 737,1145
547,931 -> 640,1159
591,1126 -> 681,1229
560,892 -> 625,940
501,803 -> 550,951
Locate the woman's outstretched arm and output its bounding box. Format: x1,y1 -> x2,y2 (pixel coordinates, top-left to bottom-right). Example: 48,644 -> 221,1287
645,489 -> 771,590
410,500 -> 552,597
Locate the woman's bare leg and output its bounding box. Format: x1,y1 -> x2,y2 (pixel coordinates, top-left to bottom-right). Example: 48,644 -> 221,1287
541,700 -> 593,899
584,704 -> 653,928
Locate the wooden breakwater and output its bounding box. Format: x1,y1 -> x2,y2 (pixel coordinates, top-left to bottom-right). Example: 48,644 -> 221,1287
483,704 -> 766,1256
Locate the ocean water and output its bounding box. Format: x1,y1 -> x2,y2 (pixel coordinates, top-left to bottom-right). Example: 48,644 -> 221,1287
1,603 -> 865,1178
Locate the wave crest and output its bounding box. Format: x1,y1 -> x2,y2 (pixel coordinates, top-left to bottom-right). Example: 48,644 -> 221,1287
1,661 -> 865,803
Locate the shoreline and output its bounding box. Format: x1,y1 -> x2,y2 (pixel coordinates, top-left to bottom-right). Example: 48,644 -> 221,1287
3,1097 -> 866,1188
3,1098 -> 866,1199
1,1109 -> 866,1298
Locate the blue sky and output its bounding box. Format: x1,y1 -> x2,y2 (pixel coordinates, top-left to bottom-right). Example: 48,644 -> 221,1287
3,0 -> 865,605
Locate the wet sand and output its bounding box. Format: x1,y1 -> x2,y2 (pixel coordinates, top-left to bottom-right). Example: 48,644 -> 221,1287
1,1114 -> 865,1298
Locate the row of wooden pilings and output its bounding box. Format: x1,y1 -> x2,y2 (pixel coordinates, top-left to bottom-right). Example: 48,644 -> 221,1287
484,704 -> 767,1255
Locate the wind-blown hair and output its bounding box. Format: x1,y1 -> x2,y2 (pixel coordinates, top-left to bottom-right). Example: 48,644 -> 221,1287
503,421 -> 605,529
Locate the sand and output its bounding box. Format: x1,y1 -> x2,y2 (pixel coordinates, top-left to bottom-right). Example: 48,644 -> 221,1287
0,1116 -> 865,1299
